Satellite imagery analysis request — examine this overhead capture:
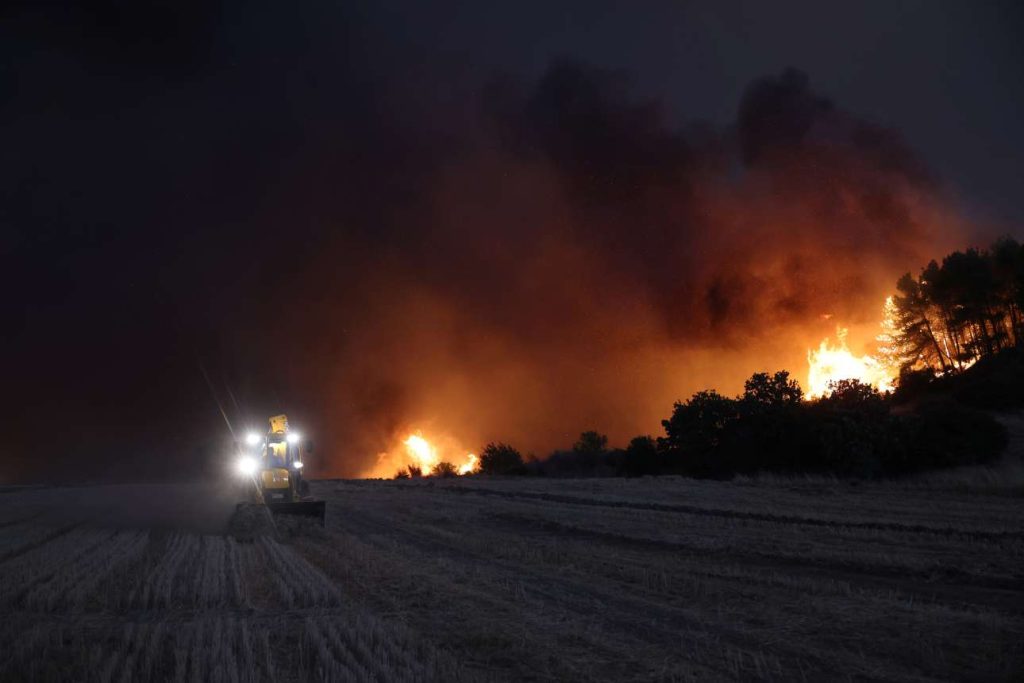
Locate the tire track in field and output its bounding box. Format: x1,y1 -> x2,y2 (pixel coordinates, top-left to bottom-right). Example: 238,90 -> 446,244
323,487 -> 1023,680
440,484 -> 1024,540
303,527 -> 723,680
319,498 -> 866,680
0,522 -> 79,563
486,511 -> 1024,615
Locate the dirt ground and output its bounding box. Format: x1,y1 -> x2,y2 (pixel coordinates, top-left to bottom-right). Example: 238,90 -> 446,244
0,475 -> 1020,681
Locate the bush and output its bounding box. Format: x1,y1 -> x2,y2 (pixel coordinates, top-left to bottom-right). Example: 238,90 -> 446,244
893,367 -> 936,403
566,430 -> 609,472
653,369 -> 1010,480
573,431 -> 608,454
741,371 -> 803,409
394,465 -> 422,480
894,349 -> 1024,410
431,462 -> 459,478
658,390 -> 738,476
896,398 -> 1008,473
478,442 -> 525,475
532,448 -> 620,477
800,379 -> 895,478
818,379 -> 886,414
519,361 -> 1012,481
948,348 -> 1024,409
621,436 -> 660,477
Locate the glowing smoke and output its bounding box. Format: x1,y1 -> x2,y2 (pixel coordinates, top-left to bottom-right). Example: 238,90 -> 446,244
268,65 -> 968,476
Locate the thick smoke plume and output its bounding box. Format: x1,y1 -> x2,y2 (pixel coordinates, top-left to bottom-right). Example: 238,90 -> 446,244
260,63 -> 964,477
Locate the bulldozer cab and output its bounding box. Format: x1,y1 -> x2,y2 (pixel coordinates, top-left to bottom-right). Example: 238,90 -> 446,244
269,414 -> 289,434
265,434 -> 292,468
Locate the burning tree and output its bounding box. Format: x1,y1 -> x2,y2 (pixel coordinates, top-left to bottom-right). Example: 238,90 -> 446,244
807,239 -> 1024,396
889,239 -> 1024,375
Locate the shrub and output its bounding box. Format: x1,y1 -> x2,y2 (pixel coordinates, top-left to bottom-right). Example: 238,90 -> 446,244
659,390 -> 738,476
533,448 -> 619,477
948,348 -> 1024,409
573,431 -> 608,454
893,367 -> 936,403
818,379 -> 886,414
567,431 -> 609,472
401,465 -> 423,479
431,462 -> 458,478
478,442 -> 525,475
621,436 -> 660,477
741,371 -> 803,409
896,398 -> 1008,473
524,362 -> 1011,481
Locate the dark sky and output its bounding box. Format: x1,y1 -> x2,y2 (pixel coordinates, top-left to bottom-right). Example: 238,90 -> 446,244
2,1 -> 1022,482
372,1 -> 1024,223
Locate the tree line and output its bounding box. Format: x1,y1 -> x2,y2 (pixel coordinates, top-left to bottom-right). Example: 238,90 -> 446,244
399,367 -> 1008,480
889,237 -> 1024,376
396,239 -> 1022,480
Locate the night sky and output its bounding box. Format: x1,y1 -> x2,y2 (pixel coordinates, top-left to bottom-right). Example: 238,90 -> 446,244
3,1 -> 1023,482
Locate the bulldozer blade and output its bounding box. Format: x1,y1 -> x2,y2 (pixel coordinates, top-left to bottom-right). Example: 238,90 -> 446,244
266,500 -> 326,525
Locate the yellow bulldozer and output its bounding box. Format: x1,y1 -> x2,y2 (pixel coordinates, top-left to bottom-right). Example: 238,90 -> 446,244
234,414 -> 325,524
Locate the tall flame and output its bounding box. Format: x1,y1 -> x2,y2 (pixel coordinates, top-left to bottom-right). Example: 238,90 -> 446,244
806,326 -> 895,399
389,432 -> 478,476
403,433 -> 440,473
458,453 -> 479,475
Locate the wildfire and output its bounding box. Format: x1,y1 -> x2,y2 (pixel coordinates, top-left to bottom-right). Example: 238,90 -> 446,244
458,453 -> 479,475
389,432 -> 478,476
403,434 -> 440,473
806,326 -> 895,399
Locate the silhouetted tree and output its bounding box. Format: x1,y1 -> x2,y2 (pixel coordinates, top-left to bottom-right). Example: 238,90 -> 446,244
991,237 -> 1024,343
568,430 -> 608,471
573,431 -> 608,454
741,371 -> 802,410
893,366 -> 936,402
431,462 -> 458,478
659,390 -> 738,476
479,442 -> 525,475
727,371 -> 807,472
817,379 -> 885,413
622,435 -> 660,476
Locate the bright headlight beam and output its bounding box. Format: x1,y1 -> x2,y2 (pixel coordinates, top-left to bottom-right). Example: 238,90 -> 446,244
236,456 -> 258,476
245,432 -> 261,446
286,432 -> 301,444
293,461 -> 304,469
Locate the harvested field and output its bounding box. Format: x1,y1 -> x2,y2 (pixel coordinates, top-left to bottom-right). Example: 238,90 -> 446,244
0,477 -> 1021,681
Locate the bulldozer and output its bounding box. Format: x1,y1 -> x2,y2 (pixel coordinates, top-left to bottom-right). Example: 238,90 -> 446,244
234,414 -> 326,525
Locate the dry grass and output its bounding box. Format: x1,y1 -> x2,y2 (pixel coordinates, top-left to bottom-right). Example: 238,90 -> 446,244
0,476 -> 1020,681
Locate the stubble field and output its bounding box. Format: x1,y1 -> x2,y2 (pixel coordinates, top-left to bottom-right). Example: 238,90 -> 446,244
0,474 -> 1021,681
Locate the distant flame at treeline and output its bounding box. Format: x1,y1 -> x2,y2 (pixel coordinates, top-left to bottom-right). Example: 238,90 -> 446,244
367,298 -> 901,477
275,64 -> 978,478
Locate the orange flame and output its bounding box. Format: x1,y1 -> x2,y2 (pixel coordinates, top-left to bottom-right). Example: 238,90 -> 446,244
363,431 -> 478,477
806,326 -> 895,399
403,433 -> 440,473
458,453 -> 479,475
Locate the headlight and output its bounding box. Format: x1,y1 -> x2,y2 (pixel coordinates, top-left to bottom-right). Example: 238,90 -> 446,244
236,456 -> 258,476
293,461 -> 304,469
245,432 -> 261,446
286,432 -> 301,444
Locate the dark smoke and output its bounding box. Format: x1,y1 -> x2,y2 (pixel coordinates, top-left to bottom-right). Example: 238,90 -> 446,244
266,62 -> 965,475
0,1 -> 978,481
